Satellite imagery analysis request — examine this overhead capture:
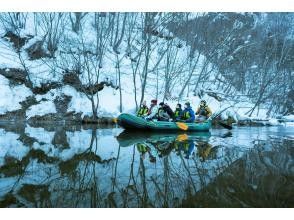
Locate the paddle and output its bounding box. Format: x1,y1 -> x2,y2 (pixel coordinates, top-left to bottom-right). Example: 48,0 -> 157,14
217,121 -> 233,130
176,134 -> 189,141
207,107 -> 233,130
176,122 -> 189,131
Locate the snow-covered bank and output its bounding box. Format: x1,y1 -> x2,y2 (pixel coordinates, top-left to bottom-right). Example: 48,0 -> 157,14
0,13 -> 292,126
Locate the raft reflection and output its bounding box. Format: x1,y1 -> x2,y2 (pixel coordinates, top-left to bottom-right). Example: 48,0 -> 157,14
0,124 -> 292,207
117,131 -> 215,161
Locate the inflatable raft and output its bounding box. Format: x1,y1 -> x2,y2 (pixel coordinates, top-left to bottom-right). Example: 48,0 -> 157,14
117,113 -> 211,132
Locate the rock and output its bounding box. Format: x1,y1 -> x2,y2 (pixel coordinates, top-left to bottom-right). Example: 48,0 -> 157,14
52,128 -> 69,149
0,109 -> 25,121
17,133 -> 38,147
82,115 -> 116,124
32,82 -> 62,95
62,72 -> 82,90
54,95 -> 72,114
25,40 -> 51,60
2,31 -> 32,51
27,112 -> 82,125
27,113 -> 62,122
63,72 -> 119,95
0,68 -> 61,94
0,68 -> 30,86
19,96 -> 39,111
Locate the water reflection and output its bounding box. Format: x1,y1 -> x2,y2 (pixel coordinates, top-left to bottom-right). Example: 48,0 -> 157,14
117,131 -> 212,160
0,122 -> 293,207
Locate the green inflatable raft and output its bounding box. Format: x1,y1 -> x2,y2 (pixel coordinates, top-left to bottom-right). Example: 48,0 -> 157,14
117,113 -> 211,132
116,130 -> 211,147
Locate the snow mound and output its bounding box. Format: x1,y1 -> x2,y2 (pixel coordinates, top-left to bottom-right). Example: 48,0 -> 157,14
26,100 -> 56,119
281,115 -> 294,122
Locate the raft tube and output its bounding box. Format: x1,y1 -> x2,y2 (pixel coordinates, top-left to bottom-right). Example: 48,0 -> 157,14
117,113 -> 211,132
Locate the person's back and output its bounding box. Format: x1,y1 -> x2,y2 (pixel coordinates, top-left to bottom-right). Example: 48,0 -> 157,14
163,104 -> 174,119
145,99 -> 159,120
181,102 -> 195,123
137,101 -> 148,117
158,102 -> 170,121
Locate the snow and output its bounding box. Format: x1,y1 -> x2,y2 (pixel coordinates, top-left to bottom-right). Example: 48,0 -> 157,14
0,39 -> 23,69
25,125 -> 55,144
0,13 -> 290,123
0,177 -> 18,198
267,119 -> 280,126
284,122 -> 294,127
281,115 -> 294,122
0,129 -> 30,166
0,75 -> 33,114
26,100 -> 56,119
250,65 -> 258,69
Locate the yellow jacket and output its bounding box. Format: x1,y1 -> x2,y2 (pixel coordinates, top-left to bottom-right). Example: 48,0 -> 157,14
196,105 -> 212,117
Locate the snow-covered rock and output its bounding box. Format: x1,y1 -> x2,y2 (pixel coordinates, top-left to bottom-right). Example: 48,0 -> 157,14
26,100 -> 57,119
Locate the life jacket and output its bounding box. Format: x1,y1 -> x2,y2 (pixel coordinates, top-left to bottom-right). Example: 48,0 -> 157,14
199,105 -> 210,116
174,142 -> 179,150
183,141 -> 189,151
158,107 -> 164,115
182,110 -> 191,120
174,108 -> 182,117
137,143 -> 148,153
137,105 -> 148,116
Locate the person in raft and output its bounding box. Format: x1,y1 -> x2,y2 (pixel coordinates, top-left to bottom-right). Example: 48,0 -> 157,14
174,103 -> 183,121
179,102 -> 195,123
136,100 -> 149,117
195,100 -> 212,122
157,102 -> 175,121
145,99 -> 159,121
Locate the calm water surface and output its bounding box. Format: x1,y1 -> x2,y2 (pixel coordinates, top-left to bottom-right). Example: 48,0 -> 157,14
0,122 -> 293,207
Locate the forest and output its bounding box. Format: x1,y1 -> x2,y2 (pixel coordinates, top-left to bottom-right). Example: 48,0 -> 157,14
0,12 -> 293,122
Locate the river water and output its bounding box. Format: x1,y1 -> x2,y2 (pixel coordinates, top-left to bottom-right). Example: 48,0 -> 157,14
0,122 -> 293,207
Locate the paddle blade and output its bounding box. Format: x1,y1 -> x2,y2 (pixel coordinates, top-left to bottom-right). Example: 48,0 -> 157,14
176,134 -> 188,141
176,122 -> 188,131
113,118 -> 118,123
218,121 -> 232,130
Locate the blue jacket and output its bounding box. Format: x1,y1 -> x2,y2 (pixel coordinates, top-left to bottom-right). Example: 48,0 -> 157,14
181,107 -> 195,122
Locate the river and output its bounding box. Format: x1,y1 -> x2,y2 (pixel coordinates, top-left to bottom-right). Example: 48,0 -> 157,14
0,122 -> 293,207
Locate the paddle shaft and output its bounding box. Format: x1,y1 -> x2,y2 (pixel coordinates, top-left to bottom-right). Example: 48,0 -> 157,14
207,106 -> 233,130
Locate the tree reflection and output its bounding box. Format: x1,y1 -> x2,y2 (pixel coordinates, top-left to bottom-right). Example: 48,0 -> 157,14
0,125 -> 292,207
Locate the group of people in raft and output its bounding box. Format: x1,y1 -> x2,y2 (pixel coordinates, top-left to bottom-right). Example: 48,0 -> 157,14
137,99 -> 212,122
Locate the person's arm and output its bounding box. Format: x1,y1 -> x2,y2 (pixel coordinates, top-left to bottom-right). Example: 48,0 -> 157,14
136,108 -> 141,116
196,107 -> 200,115
163,112 -> 170,120
185,109 -> 195,122
207,107 -> 212,117
147,106 -> 158,119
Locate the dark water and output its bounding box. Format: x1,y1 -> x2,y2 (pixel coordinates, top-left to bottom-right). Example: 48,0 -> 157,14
0,122 -> 293,208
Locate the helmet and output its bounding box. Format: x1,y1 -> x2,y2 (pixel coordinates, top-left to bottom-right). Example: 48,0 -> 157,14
151,99 -> 157,104
184,102 -> 190,107
200,100 -> 206,105
159,102 -> 164,106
